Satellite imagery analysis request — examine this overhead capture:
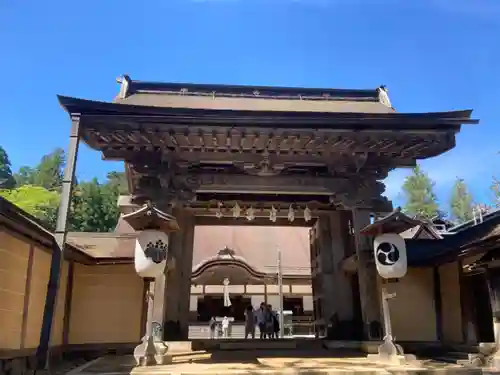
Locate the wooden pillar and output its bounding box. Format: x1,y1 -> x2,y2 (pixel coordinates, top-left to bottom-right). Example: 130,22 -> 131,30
315,211 -> 355,338
352,208 -> 381,340
458,261 -> 477,343
309,225 -> 321,335
162,208 -> 195,340
433,267 -> 443,341
329,211 -> 354,322
486,268 -> 500,345
317,213 -> 335,323
179,212 -> 195,339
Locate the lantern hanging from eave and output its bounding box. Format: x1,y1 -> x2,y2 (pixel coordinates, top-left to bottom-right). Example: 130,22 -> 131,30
135,230 -> 169,278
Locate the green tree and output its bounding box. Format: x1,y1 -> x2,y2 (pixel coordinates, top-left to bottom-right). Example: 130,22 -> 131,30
0,146 -> 16,188
70,178 -> 120,232
14,148 -> 65,190
14,166 -> 36,186
402,165 -> 440,220
106,171 -> 128,194
33,148 -> 65,190
8,147 -> 125,232
450,178 -> 474,223
0,185 -> 60,228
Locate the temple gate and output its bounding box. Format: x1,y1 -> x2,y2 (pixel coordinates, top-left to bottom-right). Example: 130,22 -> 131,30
57,75 -> 476,341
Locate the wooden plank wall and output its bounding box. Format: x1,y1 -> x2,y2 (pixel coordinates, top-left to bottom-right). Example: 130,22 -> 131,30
0,227 -> 144,354
0,230 -> 64,351
68,264 -> 144,344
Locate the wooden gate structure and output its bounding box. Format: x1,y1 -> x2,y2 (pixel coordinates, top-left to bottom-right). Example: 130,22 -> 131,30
54,75 -> 477,341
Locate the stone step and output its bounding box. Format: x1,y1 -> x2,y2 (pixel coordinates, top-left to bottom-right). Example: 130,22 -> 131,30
189,324 -> 253,339
218,340 -> 297,351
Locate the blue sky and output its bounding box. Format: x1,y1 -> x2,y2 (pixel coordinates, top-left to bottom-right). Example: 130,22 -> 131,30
1,0 -> 499,210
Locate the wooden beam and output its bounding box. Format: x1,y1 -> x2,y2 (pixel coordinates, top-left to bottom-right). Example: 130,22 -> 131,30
195,215 -> 316,227
104,148 -> 418,170
183,173 -> 348,195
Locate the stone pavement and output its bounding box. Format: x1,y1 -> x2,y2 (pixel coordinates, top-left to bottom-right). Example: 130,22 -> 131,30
65,349 -> 490,375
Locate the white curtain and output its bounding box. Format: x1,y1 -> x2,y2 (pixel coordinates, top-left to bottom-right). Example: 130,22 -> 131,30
223,278 -> 232,307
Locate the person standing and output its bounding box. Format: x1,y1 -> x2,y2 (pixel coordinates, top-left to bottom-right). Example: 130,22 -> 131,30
222,316 -> 229,338
266,304 -> 277,339
269,304 -> 280,339
209,316 -> 217,339
256,302 -> 267,339
244,305 -> 256,339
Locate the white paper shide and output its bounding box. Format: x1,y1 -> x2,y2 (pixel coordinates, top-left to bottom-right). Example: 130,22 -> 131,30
373,232 -> 407,279
134,230 -> 169,278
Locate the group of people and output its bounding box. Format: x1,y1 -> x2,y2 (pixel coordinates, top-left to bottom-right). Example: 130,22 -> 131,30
244,302 -> 280,339
208,302 -> 280,339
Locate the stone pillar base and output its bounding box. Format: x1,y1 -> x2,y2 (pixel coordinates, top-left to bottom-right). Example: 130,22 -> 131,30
134,336 -> 156,366
465,342 -> 497,367
154,342 -> 171,365
367,354 -> 420,366
134,336 -> 170,366
366,338 -> 420,367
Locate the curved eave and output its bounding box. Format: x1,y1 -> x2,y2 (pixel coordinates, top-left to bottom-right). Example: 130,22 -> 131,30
191,258 -> 269,280
121,203 -> 180,232
191,257 -> 310,281
58,95 -> 478,128
360,208 -> 424,236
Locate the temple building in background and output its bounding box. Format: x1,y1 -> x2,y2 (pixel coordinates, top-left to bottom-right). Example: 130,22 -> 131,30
67,217 -> 314,325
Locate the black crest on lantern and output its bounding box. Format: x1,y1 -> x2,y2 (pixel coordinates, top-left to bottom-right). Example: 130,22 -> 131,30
144,239 -> 168,264
376,242 -> 400,266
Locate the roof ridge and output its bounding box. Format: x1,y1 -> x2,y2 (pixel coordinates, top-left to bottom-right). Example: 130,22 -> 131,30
116,75 -> 381,101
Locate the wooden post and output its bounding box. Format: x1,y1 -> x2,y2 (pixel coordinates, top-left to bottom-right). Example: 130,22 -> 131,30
37,116 -> 80,369
352,209 -> 381,340
486,268 -> 500,368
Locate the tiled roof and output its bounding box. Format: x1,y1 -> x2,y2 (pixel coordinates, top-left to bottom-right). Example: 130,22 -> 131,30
114,76 -> 394,114
360,208 -> 423,236
115,93 -> 395,114
407,212 -> 500,266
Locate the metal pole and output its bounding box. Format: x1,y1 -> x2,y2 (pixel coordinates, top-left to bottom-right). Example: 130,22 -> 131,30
39,116 -> 80,369
277,247 -> 284,338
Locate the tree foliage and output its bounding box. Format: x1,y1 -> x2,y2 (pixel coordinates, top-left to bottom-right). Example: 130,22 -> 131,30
106,171 -> 128,195
33,148 -> 65,190
449,178 -> 474,223
2,147 -> 124,232
492,177 -> 500,208
402,165 -> 440,220
0,185 -> 60,228
13,148 -> 65,190
70,178 -> 120,232
0,146 -> 16,189
14,166 -> 36,186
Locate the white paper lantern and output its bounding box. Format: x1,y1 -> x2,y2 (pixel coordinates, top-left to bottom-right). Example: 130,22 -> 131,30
373,232 -> 407,279
134,230 -> 169,278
